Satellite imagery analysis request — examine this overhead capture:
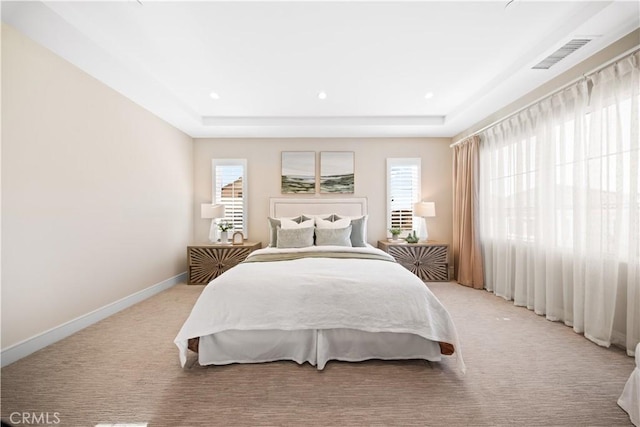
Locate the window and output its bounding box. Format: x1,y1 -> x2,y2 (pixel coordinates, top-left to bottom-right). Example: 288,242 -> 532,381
476,51 -> 640,356
212,159 -> 247,237
387,158 -> 421,233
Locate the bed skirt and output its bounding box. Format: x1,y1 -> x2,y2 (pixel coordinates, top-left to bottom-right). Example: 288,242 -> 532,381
187,328 -> 452,370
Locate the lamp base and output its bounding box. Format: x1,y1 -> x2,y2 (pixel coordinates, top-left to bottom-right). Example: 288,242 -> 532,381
417,218 -> 428,242
208,221 -> 217,243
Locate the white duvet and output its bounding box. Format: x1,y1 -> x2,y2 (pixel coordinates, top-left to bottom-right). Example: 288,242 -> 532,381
175,245 -> 464,372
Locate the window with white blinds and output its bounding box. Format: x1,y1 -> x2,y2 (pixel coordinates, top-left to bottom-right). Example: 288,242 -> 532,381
387,158 -> 421,232
212,159 -> 247,237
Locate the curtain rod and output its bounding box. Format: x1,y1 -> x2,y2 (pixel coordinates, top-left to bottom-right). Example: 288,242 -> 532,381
449,46 -> 640,148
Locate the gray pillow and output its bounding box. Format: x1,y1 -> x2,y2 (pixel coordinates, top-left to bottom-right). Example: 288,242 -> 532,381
268,216 -> 311,247
268,217 -> 282,247
334,215 -> 367,247
315,225 -> 353,247
276,226 -> 314,248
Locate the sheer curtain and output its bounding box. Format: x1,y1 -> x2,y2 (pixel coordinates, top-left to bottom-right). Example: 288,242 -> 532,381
479,51 -> 639,356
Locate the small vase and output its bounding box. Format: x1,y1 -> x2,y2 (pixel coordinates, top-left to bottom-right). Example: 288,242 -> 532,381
220,231 -> 228,244
391,234 -> 399,241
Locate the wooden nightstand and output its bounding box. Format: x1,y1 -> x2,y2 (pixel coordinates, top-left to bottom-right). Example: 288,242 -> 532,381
187,242 -> 261,285
378,240 -> 450,282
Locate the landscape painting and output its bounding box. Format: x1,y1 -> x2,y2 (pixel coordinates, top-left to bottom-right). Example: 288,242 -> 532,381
281,151 -> 316,194
320,151 -> 354,193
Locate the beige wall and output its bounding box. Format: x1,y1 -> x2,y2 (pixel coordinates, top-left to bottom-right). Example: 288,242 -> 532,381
453,28 -> 640,142
1,24 -> 194,349
194,138 -> 453,247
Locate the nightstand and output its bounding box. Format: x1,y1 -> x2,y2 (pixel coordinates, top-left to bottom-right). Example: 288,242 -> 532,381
378,240 -> 449,281
187,242 -> 261,285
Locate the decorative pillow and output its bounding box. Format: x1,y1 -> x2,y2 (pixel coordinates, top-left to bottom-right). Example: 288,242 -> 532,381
303,214 -> 335,224
276,226 -> 315,249
315,225 -> 353,247
334,215 -> 368,247
315,216 -> 351,229
268,217 -> 282,247
268,216 -> 312,247
281,217 -> 315,229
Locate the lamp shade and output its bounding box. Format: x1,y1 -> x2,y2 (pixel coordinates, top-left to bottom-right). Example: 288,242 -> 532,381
201,203 -> 225,219
414,201 -> 436,217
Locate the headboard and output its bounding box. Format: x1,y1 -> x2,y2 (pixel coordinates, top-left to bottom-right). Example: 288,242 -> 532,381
270,197 -> 368,218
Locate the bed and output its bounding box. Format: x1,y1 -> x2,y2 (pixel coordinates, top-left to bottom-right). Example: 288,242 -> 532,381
175,198 -> 464,372
618,342 -> 639,426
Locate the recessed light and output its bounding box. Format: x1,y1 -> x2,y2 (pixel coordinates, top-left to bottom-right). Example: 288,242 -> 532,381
424,92 -> 434,99
209,91 -> 220,100
318,91 -> 327,100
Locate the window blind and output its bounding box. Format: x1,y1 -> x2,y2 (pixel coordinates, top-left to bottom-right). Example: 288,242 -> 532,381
387,159 -> 421,231
213,160 -> 247,235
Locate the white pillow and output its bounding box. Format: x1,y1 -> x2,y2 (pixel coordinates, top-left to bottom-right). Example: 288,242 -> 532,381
281,218 -> 315,229
315,216 -> 351,229
304,213 -> 339,222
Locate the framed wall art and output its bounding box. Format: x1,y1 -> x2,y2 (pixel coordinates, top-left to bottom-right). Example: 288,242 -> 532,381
320,151 -> 354,194
281,151 -> 316,194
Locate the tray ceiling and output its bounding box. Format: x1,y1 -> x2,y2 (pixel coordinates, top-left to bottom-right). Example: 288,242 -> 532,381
2,1 -> 638,138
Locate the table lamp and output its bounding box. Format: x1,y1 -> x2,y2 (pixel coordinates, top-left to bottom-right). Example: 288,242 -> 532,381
201,203 -> 225,243
413,201 -> 436,241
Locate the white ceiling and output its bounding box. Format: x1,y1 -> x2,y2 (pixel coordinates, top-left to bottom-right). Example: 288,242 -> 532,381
2,1 -> 639,138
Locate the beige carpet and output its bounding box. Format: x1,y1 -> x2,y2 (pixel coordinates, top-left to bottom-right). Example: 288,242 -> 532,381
1,281 -> 635,427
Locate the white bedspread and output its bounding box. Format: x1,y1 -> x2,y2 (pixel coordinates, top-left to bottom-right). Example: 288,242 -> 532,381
175,246 -> 464,372
618,343 -> 639,426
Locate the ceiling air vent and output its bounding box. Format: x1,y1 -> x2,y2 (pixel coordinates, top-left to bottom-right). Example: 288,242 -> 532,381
532,39 -> 592,70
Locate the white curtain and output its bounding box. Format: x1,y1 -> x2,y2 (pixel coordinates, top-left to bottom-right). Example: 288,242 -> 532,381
479,51 -> 639,356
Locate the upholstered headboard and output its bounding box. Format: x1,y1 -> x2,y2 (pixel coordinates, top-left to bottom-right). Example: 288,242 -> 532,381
269,197 -> 368,218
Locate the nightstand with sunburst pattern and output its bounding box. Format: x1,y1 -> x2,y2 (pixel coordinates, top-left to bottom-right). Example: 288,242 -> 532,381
378,240 -> 449,282
187,242 -> 261,285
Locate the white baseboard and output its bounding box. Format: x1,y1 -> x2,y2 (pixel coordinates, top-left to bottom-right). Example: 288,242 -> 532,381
1,272 -> 187,368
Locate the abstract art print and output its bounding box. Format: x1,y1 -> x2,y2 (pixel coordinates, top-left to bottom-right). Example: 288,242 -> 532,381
320,151 -> 354,193
281,151 -> 316,194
